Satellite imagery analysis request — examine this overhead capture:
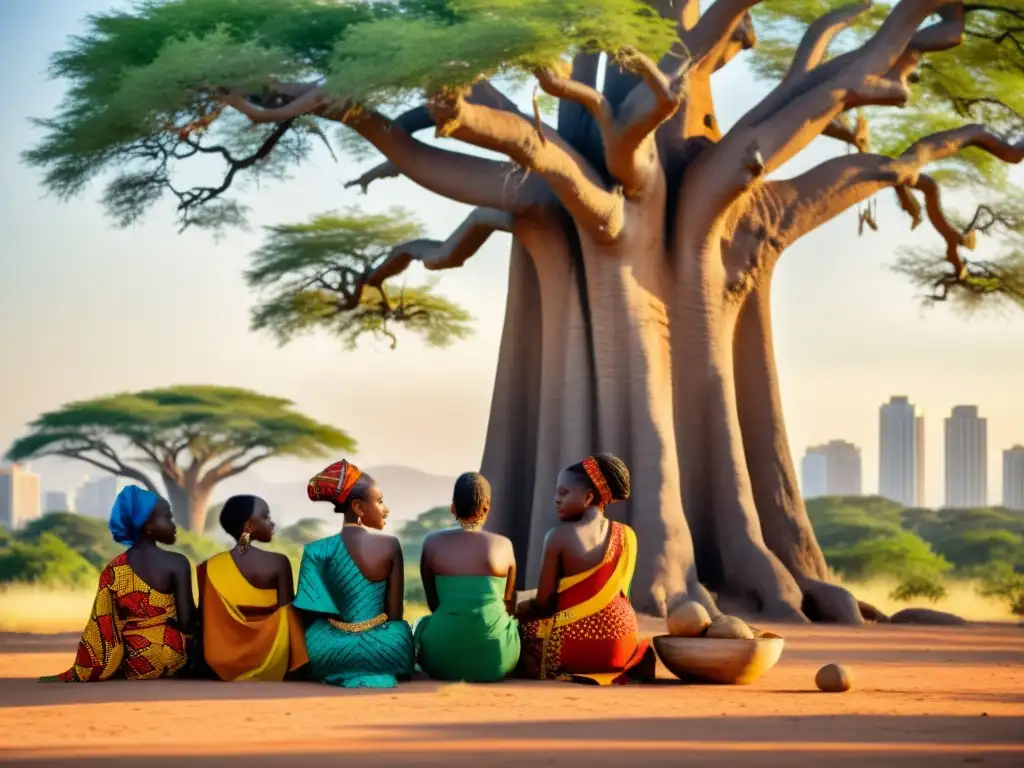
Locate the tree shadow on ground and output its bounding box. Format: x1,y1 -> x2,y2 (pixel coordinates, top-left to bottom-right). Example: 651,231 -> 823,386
1,715 -> 1021,767
0,675 -> 477,708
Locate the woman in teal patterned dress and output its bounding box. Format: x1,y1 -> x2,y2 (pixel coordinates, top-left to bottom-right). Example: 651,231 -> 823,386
293,460 -> 413,688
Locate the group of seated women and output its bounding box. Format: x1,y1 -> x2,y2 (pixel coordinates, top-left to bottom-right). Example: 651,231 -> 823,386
43,453 -> 654,688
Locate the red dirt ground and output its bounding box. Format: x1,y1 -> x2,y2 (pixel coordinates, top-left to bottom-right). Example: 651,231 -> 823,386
0,620 -> 1021,767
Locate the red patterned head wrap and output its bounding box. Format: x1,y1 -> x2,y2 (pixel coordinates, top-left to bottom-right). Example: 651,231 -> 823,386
581,456 -> 614,506
307,460 -> 363,506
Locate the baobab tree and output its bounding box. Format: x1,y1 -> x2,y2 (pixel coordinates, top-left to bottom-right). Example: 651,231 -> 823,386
26,0 -> 1023,622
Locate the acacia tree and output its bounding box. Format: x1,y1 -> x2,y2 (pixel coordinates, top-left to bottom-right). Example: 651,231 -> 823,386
247,207 -> 474,349
26,0 -> 1024,622
5,386 -> 354,532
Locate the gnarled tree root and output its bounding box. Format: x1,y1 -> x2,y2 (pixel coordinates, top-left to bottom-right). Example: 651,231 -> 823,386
890,607 -> 968,626
800,578 -> 865,624
857,600 -> 891,623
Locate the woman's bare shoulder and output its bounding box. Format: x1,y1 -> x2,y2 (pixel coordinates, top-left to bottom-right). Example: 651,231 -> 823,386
543,523 -> 574,547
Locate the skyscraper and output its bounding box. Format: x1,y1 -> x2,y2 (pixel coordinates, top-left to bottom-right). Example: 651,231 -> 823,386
944,405 -> 987,508
75,475 -> 120,519
801,441 -> 862,498
44,490 -> 74,514
0,464 -> 42,530
879,396 -> 925,507
801,449 -> 828,499
1003,445 -> 1024,511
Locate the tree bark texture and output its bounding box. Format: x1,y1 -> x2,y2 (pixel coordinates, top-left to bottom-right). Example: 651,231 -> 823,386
162,473 -> 215,537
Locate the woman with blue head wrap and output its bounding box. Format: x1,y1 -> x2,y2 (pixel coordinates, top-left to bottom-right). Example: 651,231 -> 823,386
41,485 -> 196,683
108,485 -> 161,545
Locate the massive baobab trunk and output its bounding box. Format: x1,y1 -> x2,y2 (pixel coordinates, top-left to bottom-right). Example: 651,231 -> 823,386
479,240 -> 543,565
735,275 -> 862,622
222,0 -> 1018,622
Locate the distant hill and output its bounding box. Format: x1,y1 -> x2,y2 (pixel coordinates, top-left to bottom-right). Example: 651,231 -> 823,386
30,456 -> 457,530
211,465 -> 457,528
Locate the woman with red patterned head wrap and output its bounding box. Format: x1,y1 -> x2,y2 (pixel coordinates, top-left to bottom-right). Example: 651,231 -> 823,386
292,460 -> 414,688
516,453 -> 654,685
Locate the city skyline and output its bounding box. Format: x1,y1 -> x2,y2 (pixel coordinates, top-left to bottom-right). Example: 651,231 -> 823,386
799,399 -> 1022,507
2,0 -> 1023,514
8,392 -> 1024,525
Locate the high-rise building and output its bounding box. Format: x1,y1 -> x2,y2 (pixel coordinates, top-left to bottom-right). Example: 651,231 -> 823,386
944,405 -> 987,508
0,464 -> 42,530
825,440 -> 863,496
801,450 -> 828,499
801,441 -> 862,499
75,475 -> 121,519
44,490 -> 74,514
879,396 -> 925,507
1003,445 -> 1024,511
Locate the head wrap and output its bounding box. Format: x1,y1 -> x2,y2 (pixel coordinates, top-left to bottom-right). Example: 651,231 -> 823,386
581,456 -> 614,506
109,485 -> 161,546
308,460 -> 363,506
220,495 -> 259,540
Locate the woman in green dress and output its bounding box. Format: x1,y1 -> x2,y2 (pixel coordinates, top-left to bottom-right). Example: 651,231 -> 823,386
293,460 -> 414,688
415,472 -> 520,682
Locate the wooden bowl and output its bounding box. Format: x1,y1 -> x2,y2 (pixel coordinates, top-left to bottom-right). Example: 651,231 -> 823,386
653,632 -> 785,685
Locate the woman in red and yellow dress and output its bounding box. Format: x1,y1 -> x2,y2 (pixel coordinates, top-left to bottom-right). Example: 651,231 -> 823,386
517,453 -> 654,685
41,485 -> 194,682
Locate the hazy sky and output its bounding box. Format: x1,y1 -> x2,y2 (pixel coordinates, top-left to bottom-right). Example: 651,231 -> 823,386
1,0 -> 1022,508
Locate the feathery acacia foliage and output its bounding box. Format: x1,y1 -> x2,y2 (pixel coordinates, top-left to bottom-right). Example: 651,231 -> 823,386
246,208 -> 474,348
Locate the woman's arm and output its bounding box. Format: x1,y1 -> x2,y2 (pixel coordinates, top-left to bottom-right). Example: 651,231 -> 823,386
503,538 -> 517,616
528,529 -> 562,619
275,554 -> 296,607
170,553 -> 197,634
195,561 -> 206,617
292,545 -> 332,626
385,540 -> 405,622
420,535 -> 440,613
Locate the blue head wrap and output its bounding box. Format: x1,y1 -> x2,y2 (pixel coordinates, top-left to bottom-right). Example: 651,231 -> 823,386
108,485 -> 161,546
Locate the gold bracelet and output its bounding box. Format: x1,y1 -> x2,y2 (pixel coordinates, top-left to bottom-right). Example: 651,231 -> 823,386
327,613 -> 388,633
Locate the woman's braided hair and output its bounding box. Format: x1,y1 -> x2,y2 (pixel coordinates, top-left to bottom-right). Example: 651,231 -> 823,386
567,453 -> 630,505
452,472 -> 491,523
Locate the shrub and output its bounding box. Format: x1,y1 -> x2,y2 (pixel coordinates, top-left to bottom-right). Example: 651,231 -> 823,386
976,563 -> 1024,619
825,530 -> 952,583
889,575 -> 948,604
17,513 -> 120,568
0,534 -> 99,588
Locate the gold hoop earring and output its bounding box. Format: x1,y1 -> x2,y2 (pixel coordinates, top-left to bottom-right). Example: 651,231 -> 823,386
239,531 -> 252,553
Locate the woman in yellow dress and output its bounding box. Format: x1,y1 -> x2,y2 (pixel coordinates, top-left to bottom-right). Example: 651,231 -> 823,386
197,495 -> 308,681
42,485 -> 194,682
